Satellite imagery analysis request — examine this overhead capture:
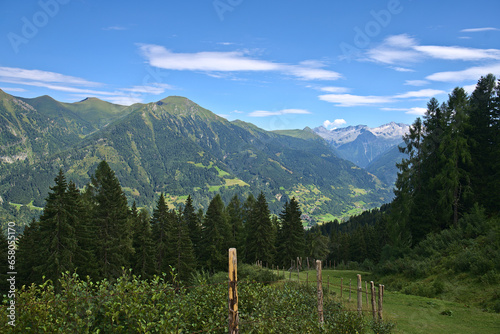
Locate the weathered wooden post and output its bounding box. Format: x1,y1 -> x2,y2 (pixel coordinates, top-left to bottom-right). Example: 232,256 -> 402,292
365,281 -> 369,306
370,281 -> 376,320
316,260 -> 324,325
228,248 -> 239,334
378,284 -> 384,320
357,274 -> 362,316
340,277 -> 343,299
349,279 -> 352,302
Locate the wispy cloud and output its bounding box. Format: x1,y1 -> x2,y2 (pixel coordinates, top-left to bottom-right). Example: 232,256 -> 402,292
320,89 -> 446,107
381,107 -> 427,115
426,63 -> 500,82
0,87 -> 26,92
121,83 -> 175,94
319,86 -> 350,93
139,44 -> 342,80
394,89 -> 446,99
365,34 -> 500,64
391,67 -> 415,72
0,66 -> 175,105
248,109 -> 311,117
0,66 -> 100,86
103,26 -> 127,31
323,119 -> 346,129
460,27 -> 499,33
404,80 -> 429,86
319,94 -> 392,107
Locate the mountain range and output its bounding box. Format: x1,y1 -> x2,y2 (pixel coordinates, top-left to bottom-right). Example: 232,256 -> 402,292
0,90 -> 399,227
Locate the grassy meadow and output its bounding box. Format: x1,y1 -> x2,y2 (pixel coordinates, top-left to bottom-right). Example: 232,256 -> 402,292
279,269 -> 500,334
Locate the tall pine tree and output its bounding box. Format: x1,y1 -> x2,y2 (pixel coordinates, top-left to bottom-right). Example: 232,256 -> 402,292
89,161 -> 133,280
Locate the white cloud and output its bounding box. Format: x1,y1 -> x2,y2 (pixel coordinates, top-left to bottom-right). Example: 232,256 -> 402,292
426,63 -> 500,82
380,107 -> 427,115
323,119 -> 346,129
0,66 -> 99,86
139,44 -> 341,80
394,89 -> 447,99
414,45 -> 500,61
460,27 -> 499,33
319,86 -> 350,93
463,84 -> 477,94
406,107 -> 427,115
404,80 -> 429,86
0,87 -> 26,92
366,34 -> 421,64
121,83 -> 174,94
320,89 -> 446,107
391,67 -> 415,72
365,34 -> 500,65
248,109 -> 311,117
319,93 -> 392,107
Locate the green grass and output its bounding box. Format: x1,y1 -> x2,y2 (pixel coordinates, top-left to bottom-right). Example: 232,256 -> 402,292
9,201 -> 43,211
274,269 -> 500,334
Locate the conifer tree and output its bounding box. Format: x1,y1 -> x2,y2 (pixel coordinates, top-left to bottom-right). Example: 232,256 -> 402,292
36,170 -> 78,286
169,210 -> 196,282
90,161 -> 133,280
276,198 -> 305,267
151,193 -> 174,275
468,74 -> 498,213
130,203 -> 155,279
200,194 -> 230,271
183,195 -> 202,263
226,194 -> 244,252
16,219 -> 42,285
245,192 -> 275,266
67,181 -> 97,278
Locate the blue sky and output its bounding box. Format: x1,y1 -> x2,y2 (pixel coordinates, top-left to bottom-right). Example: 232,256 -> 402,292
1,0 -> 499,130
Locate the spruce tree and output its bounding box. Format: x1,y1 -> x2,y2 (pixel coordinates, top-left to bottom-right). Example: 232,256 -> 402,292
169,210 -> 196,282
226,194 -> 244,252
468,74 -> 498,213
183,195 -> 202,264
151,193 -> 174,275
16,219 -> 42,285
200,194 -> 230,272
276,198 -> 305,267
36,170 -> 78,287
245,192 -> 275,265
130,203 -> 155,279
90,161 -> 133,280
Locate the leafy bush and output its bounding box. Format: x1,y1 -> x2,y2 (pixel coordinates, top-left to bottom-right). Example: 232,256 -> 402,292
0,271 -> 395,333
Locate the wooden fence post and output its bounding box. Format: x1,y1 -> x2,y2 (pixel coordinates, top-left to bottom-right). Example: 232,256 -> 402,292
365,281 -> 369,306
370,281 -> 376,320
316,260 -> 324,325
340,278 -> 343,299
306,272 -> 309,287
228,248 -> 239,334
349,279 -> 352,303
357,274 -> 362,316
378,284 -> 383,320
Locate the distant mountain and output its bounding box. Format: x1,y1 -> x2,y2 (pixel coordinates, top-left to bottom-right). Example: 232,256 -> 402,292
0,91 -> 393,226
365,144 -> 407,186
313,122 -> 409,168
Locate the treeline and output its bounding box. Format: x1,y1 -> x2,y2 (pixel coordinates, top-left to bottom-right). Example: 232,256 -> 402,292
0,160 -> 312,290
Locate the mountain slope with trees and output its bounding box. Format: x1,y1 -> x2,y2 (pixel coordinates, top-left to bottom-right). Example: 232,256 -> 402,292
0,94 -> 392,227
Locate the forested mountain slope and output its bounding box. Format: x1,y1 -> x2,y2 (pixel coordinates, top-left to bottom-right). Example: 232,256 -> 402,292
0,93 -> 392,227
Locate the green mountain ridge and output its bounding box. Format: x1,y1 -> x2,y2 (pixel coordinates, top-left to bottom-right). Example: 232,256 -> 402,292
0,91 -> 393,227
